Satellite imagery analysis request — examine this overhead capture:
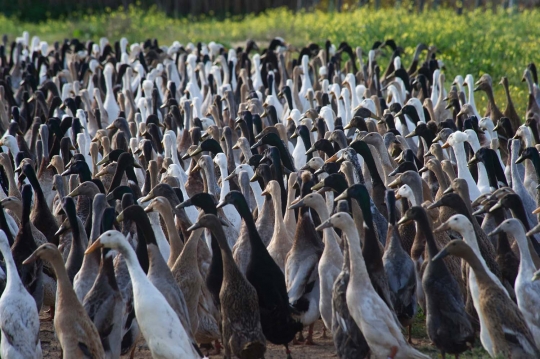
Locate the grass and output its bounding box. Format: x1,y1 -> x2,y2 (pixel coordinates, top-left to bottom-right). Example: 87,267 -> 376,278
0,6 -> 538,114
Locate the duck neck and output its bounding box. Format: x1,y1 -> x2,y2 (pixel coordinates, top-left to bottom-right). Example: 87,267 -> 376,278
0,242 -> 21,289
515,227 -> 536,276
342,222 -> 371,287
218,163 -> 230,202
272,188 -> 285,230
159,204 -> 184,267
452,141 -> 474,182
119,239 -> 153,290
235,196 -> 264,249
430,162 -> 450,192
416,212 -> 439,259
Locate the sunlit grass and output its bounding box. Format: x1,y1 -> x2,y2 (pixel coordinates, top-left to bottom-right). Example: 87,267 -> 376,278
0,6 -> 536,116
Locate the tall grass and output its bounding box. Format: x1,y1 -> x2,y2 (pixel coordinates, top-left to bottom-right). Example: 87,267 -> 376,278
0,6 -> 537,114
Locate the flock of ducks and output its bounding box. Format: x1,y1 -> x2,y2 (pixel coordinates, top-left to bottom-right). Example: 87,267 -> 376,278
1,31 -> 540,359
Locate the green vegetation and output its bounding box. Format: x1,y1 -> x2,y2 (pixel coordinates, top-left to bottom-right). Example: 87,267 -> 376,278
0,6 -> 536,114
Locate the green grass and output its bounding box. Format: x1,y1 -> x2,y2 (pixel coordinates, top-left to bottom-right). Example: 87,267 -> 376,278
0,6 -> 537,116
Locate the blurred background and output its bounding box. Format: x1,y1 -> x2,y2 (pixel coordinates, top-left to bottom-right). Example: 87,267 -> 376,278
0,0 -> 529,22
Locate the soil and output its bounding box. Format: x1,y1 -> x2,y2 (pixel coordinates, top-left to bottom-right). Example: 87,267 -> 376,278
38,307 -> 486,358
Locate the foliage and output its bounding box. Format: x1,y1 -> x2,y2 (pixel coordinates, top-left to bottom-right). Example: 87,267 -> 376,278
0,6 -> 537,115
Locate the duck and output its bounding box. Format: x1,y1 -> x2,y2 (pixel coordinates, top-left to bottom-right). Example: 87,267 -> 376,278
400,207 -> 473,354
0,229 -> 42,358
25,243 -> 105,358
491,219 -> 540,349
218,191 -> 302,356
10,184 -> 44,311
330,199 -> 370,358
318,211 -> 429,359
188,214 -> 267,359
289,191 -> 343,336
263,180 -> 294,273
441,131 -> 481,201
434,240 -> 540,358
434,214 -> 510,355
285,172 -> 323,344
116,205 -> 197,347
383,190 -> 417,343
82,206 -> 124,359
86,231 -> 200,359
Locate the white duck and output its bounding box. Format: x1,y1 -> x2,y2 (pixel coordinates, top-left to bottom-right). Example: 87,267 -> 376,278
434,214 -> 509,357
214,153 -> 241,231
464,129 -> 492,195
442,131 -> 481,201
0,230 -> 42,359
493,219 -> 540,349
318,213 -> 429,359
102,63 -> 119,124
86,230 -> 199,359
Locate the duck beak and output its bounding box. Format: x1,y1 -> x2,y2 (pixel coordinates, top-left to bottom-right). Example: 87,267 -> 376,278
143,205 -> 154,213
60,168 -> 72,176
441,141 -> 451,149
405,129 -> 417,138
261,189 -> 269,196
433,222 -> 450,234
394,110 -> 403,117
489,202 -> 503,212
325,154 -> 338,163
527,222 -> 540,237
116,213 -> 125,222
311,181 -> 325,191
316,219 -> 333,231
443,187 -> 454,195
533,206 -> 540,214
249,173 -> 259,182
85,238 -> 103,254
68,187 -> 80,197
139,193 -> 153,203
291,132 -> 299,139
305,146 -> 316,155
427,199 -> 443,210
232,143 -> 240,150
333,192 -> 348,202
187,222 -> 202,231
106,123 -> 116,130
387,178 -> 401,188
468,155 -> 478,167
288,198 -> 305,210
133,162 -> 143,169
418,166 -> 428,174
251,139 -> 262,150
432,248 -> 449,262
22,251 -> 40,265
343,123 -> 352,130
95,168 -> 108,177
181,152 -> 191,160
97,155 -> 110,166
472,206 -> 487,216
224,172 -> 236,181
531,271 -> 540,282
216,200 -> 226,209
190,147 -> 203,157
397,215 -> 413,226
516,155 -> 526,164
488,226 -> 503,237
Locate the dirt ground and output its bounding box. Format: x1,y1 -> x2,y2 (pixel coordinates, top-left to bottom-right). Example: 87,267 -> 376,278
38,307 -> 485,358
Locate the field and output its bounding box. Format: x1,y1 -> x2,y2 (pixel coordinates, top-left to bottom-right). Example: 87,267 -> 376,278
0,6 -> 538,114
3,6 -> 529,358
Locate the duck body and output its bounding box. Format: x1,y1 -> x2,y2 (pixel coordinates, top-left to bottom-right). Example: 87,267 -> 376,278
0,230 -> 42,359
